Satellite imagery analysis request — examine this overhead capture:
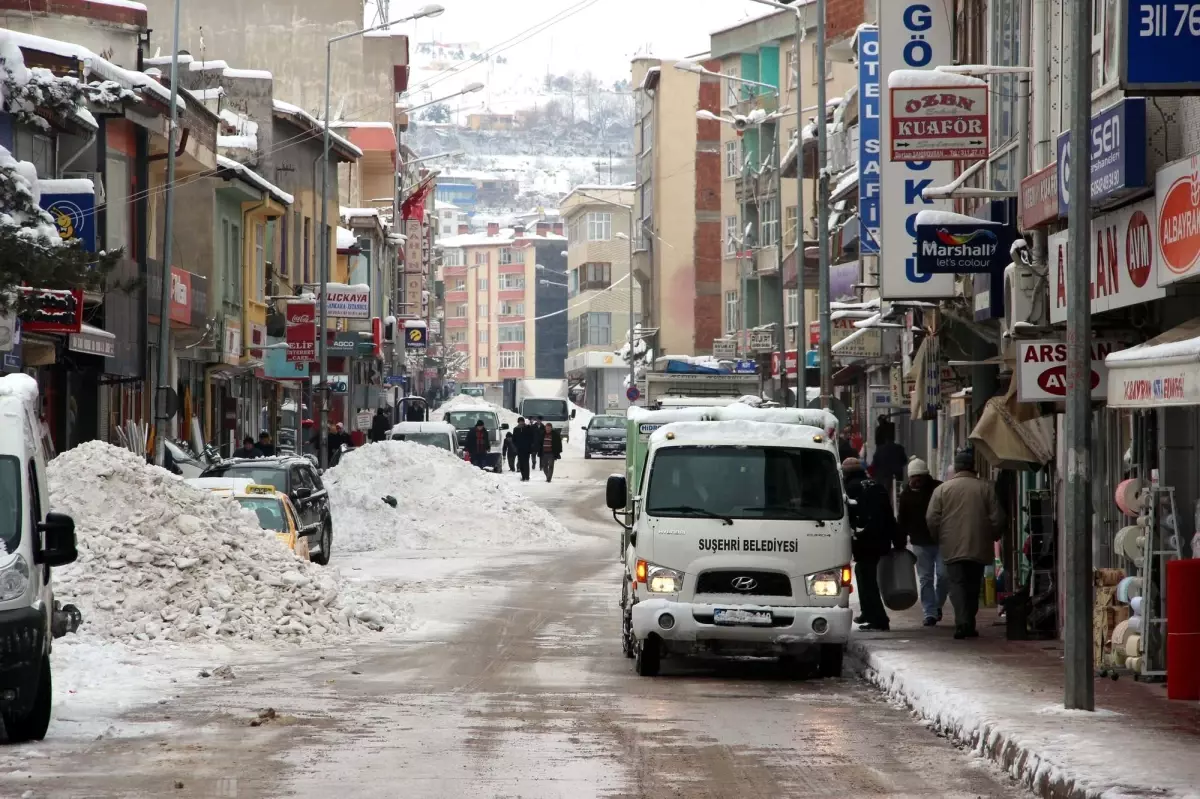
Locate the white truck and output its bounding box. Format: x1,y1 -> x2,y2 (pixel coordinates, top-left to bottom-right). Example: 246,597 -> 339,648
607,413 -> 851,678
515,379 -> 571,442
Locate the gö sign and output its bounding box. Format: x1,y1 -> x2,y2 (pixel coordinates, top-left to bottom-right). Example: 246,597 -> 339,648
1016,339 -> 1128,403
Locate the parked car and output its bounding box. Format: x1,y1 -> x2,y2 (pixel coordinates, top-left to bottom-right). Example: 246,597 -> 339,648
185,478 -> 310,559
389,421 -> 459,454
200,455 -> 334,565
584,414 -> 628,459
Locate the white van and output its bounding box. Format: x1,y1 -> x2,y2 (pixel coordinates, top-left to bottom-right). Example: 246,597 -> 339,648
0,374 -> 79,742
607,418 -> 852,678
389,421 -> 459,455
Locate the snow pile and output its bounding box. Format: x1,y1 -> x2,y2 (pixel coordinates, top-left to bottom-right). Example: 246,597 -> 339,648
324,441 -> 575,552
49,442 -> 409,644
438,393 -> 520,427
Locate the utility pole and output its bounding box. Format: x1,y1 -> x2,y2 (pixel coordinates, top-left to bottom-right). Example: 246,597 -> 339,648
815,0 -> 833,409
1064,0 -> 1095,711
775,129 -> 788,405
152,0 -> 182,467
793,7 -> 805,408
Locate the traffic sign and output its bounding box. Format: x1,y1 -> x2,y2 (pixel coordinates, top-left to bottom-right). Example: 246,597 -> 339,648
626,385 -> 641,402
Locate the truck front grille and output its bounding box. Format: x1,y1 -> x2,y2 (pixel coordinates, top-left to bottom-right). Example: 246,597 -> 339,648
695,570 -> 792,597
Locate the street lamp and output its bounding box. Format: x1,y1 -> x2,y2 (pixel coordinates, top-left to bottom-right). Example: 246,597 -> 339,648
614,231 -> 637,395
317,2 -> 444,470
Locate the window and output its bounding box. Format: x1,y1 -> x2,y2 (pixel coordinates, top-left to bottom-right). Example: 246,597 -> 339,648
725,290 -> 740,333
474,250 -> 489,266
725,216 -> 739,256
724,140 -> 739,178
499,273 -> 525,290
645,446 -> 844,521
478,328 -> 489,343
568,217 -> 581,244
500,350 -> 525,370
784,205 -> 799,249
760,196 -> 779,247
453,278 -> 466,291
579,262 -> 611,291
500,323 -> 525,342
448,330 -> 465,343
1092,0 -> 1118,91
568,268 -> 579,298
811,44 -> 833,83
302,217 -> 311,285
477,355 -> 489,370
254,223 -> 266,302
723,70 -> 738,107
640,113 -> 654,153
477,303 -> 488,319
787,47 -> 798,90
0,456 -> 21,553
453,303 -> 467,318
443,248 -> 465,267
586,212 -> 612,241
990,0 -> 1020,190
786,289 -> 799,347
499,247 -> 515,265
578,312 -> 612,346
226,221 -> 242,305
477,277 -> 489,291
501,301 -> 524,317
567,318 -> 580,351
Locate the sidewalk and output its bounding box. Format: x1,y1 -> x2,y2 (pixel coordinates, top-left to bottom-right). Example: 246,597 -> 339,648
848,603 -> 1200,799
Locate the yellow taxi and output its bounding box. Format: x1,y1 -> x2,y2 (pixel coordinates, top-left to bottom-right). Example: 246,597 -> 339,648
186,478 -> 310,559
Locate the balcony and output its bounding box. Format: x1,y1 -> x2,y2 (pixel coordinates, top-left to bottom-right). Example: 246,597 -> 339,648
497,262 -> 525,274
445,317 -> 468,329
498,288 -> 525,302
443,265 -> 468,277
498,368 -> 526,379
445,290 -> 468,302
497,341 -> 525,351
755,245 -> 780,276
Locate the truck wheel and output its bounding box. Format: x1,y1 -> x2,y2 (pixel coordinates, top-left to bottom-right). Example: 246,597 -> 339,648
635,636 -> 660,676
4,655 -> 51,743
818,644 -> 844,678
311,521 -> 333,566
620,585 -> 634,659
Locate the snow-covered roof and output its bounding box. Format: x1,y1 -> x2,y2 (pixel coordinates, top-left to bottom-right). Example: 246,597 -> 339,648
218,134 -> 257,151
332,121 -> 394,129
143,54 -> 271,81
336,227 -> 357,250
651,419 -> 830,447
829,165 -> 858,203
887,69 -> 988,90
89,0 -> 148,9
216,155 -> 293,205
40,177 -> 94,194
184,86 -> 224,101
272,100 -> 363,159
914,210 -> 1002,227
437,227 -> 566,248
341,207 -> 381,220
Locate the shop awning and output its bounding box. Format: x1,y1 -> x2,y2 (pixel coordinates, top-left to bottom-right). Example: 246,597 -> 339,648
1105,317 -> 1200,408
68,324 -> 115,358
969,382 -> 1053,470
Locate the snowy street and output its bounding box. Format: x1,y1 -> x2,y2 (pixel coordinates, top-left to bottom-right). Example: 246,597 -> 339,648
0,449 -> 1030,799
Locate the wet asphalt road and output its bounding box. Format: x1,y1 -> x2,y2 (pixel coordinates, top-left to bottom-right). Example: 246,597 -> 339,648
0,455 -> 1030,798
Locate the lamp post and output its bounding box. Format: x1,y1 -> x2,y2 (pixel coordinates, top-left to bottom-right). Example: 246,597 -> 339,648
318,3 -> 444,470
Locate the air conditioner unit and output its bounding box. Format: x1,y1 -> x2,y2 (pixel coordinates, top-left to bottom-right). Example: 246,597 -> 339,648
1001,260 -> 1046,351
63,172 -> 105,205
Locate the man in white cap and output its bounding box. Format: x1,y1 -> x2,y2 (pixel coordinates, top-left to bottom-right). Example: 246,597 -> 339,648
898,456 -> 945,626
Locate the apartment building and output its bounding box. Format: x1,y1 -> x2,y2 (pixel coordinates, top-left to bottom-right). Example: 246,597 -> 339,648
709,7 -> 858,362
435,200 -> 468,237
629,58 -> 723,358
438,222 -> 566,384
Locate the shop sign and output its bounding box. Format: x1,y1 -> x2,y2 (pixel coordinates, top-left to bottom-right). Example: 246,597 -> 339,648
223,320 -> 242,365
734,360 -> 758,374
285,300 -> 316,363
19,288 -> 82,333
749,330 -> 774,353
1154,152 -> 1200,284
1017,339 -> 1128,402
889,82 -> 988,162
385,375 -> 406,387
312,374 -> 349,394
38,180 -> 96,251
169,268 -> 192,324
3,320 -> 20,373
264,345 -> 309,380
713,338 -> 738,359
355,410 -> 373,431
1120,0 -> 1200,94
830,260 -> 862,302
1056,98 -> 1148,217
809,319 -> 882,358
771,349 -> 800,377
0,314 -> 14,353
1019,162 -> 1059,229
404,321 -> 428,349
915,212 -> 1013,274
1108,363 -> 1200,408
320,284 -> 370,319
1049,196 -> 1164,324
878,1 -> 956,299
67,326 -> 115,358
857,27 -> 881,253
248,323 -> 266,359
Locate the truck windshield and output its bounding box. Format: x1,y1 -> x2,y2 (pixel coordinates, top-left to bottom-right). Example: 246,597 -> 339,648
645,445 -> 844,521
521,399 -> 568,421
0,455 -> 21,552
446,411 -> 498,430
590,416 -> 625,429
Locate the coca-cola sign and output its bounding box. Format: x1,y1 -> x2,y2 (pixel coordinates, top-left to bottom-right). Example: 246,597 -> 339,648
286,300 -> 316,363
320,284 -> 370,319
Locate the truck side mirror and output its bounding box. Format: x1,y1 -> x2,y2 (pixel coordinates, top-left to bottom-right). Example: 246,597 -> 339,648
570,409 -> 576,419
501,423 -> 510,430
605,475 -> 628,510
36,512 -> 77,567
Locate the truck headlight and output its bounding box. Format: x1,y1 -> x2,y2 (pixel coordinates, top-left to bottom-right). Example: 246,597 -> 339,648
805,568 -> 845,597
639,560 -> 684,594
0,554 -> 31,602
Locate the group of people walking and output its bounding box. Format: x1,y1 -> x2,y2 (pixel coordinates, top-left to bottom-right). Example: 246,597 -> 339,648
845,441 -> 1003,640
501,416 -> 562,482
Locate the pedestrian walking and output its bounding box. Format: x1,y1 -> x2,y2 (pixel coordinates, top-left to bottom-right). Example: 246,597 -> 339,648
369,407 -> 390,443
843,457 -> 901,631
837,426 -> 859,463
870,417 -> 907,504
925,447 -> 1003,639
503,430 -> 516,472
464,419 -> 491,469
513,417 -> 534,481
538,418 -> 562,482
897,456 -> 946,626
529,417 -> 545,470
232,436 -> 262,459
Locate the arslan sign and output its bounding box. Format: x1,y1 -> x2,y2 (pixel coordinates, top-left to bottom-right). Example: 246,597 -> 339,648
888,81 -> 989,162
1048,197 -> 1164,324
1017,339 -> 1128,402
1154,153 -> 1200,285
878,2 -> 956,299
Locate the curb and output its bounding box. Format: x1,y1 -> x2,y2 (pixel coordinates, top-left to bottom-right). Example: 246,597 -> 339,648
847,639 -> 1177,799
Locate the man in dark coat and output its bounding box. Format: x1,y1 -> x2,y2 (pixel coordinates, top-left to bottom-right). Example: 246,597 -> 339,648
844,457 -> 902,631
369,407 -> 390,443
464,419 -> 491,469
897,456 -> 946,626
837,426 -> 859,463
512,417 -> 534,481
502,431 -> 516,472
870,416 -> 908,504
537,418 -> 563,482
232,436 -> 262,459
257,432 -> 276,457
529,418 -> 545,470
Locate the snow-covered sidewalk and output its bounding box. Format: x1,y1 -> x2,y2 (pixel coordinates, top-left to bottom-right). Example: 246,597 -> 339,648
850,608 -> 1200,799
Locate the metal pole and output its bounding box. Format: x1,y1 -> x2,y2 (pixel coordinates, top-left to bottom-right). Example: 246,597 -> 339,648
152,0 -> 182,467
1064,0 -> 1094,711
318,41 -> 332,471
628,209 -> 636,396
775,126 -> 787,404
793,7 -> 805,408
815,0 -> 832,409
